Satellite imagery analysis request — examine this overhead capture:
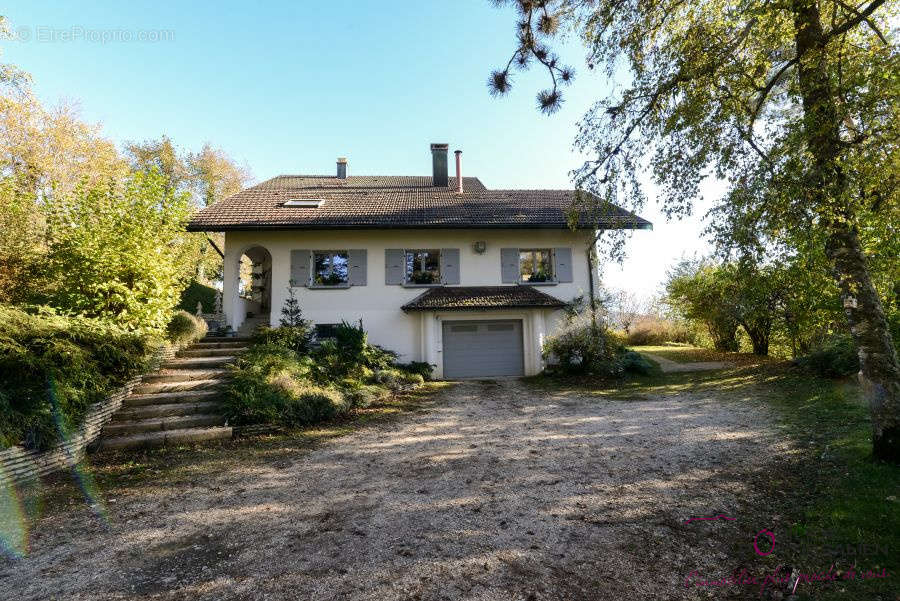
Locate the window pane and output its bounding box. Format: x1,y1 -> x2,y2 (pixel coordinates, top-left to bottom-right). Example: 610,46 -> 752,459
519,250 -> 534,280
332,252 -> 349,281
314,251 -> 348,285
520,249 -> 553,282
405,249 -> 440,284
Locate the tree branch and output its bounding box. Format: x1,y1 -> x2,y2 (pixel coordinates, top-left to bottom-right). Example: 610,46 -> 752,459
825,0 -> 889,40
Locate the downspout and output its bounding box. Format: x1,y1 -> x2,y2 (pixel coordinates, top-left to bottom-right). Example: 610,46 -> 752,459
586,237 -> 599,334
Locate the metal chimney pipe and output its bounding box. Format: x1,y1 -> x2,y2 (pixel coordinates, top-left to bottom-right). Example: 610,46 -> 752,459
336,157 -> 347,179
454,150 -> 463,193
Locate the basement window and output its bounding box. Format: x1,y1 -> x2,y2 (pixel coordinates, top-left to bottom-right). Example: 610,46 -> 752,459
283,199 -> 325,207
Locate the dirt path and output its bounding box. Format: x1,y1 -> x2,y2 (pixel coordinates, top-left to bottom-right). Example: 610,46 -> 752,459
642,353 -> 731,373
1,379 -> 785,600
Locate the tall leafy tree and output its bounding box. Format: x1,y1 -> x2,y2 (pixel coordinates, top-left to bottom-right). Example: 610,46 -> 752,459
489,0 -> 899,462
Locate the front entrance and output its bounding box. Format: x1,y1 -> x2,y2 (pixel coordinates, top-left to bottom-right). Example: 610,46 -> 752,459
442,319 -> 525,379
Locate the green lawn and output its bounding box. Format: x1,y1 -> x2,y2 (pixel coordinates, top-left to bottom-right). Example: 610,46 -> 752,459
629,343 -> 772,366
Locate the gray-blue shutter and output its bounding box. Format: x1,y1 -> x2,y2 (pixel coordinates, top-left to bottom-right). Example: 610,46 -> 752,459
500,248 -> 519,283
348,249 -> 367,286
385,249 -> 404,285
440,248 -> 460,285
290,250 -> 311,287
554,247 -> 573,283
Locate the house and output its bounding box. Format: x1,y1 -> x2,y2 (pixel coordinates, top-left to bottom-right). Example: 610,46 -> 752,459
187,144 -> 651,379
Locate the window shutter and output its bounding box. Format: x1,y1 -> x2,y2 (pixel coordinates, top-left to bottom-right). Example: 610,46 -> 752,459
385,249 -> 404,285
440,248 -> 460,285
500,248 -> 519,283
290,250 -> 311,287
348,249 -> 367,286
554,247 -> 573,283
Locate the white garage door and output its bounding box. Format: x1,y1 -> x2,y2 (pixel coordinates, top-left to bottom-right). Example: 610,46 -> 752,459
442,320 -> 525,379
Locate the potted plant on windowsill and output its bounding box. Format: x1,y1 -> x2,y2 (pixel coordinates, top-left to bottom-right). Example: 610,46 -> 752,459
528,270 -> 551,283
316,273 -> 347,286
409,271 -> 437,285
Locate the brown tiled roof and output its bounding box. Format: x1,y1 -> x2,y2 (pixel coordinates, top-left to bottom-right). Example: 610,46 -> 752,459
402,286 -> 568,311
186,175 -> 652,231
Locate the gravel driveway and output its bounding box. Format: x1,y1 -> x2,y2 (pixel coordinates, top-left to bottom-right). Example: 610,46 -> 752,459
2,379 -> 785,600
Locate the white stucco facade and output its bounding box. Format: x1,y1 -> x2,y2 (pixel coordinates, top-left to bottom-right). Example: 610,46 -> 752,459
223,228 -> 596,377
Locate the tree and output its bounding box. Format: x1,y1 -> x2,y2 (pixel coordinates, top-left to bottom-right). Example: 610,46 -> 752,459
665,261 -> 740,352
489,0 -> 900,462
186,143 -> 251,208
124,135 -> 189,196
608,288 -> 643,335
43,170 -> 193,331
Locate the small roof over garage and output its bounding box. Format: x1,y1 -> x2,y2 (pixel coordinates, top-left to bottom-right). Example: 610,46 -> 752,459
402,286 -> 568,312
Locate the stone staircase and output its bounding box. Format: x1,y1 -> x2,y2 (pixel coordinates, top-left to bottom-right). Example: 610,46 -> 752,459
100,337 -> 251,451
237,316 -> 268,337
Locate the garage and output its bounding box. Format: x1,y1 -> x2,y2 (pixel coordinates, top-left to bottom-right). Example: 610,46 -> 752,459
442,320 -> 524,379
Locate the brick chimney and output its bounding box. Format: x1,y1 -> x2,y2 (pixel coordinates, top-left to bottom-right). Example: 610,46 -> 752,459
336,157 -> 347,179
454,150 -> 463,193
430,143 -> 448,187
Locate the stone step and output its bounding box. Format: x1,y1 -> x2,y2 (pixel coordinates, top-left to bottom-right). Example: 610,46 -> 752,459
190,341 -> 249,350
102,426 -> 232,451
178,347 -> 246,358
124,389 -> 221,407
201,336 -> 252,343
113,400 -> 221,420
163,356 -> 237,369
103,414 -> 226,436
133,378 -> 226,395
142,369 -> 230,383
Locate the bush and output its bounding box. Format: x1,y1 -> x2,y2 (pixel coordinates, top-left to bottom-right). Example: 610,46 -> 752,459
0,305 -> 150,449
621,351 -> 654,375
178,279 -> 217,314
543,317 -> 625,377
166,310 -> 208,346
795,336 -> 859,377
253,324 -> 313,356
396,361 -> 435,381
625,316 -> 699,346
222,345 -> 343,426
343,384 -> 391,408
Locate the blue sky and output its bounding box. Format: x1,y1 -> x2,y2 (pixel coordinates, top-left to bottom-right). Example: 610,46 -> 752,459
2,0 -> 713,299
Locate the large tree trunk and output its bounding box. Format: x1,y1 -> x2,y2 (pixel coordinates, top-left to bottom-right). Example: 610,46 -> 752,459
793,0 -> 900,462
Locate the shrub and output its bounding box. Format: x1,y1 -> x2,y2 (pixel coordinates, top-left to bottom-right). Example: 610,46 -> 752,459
178,279 -> 217,314
343,384 -> 390,408
253,324 -> 313,356
166,310 -> 208,346
0,305 -> 150,449
795,336 -> 859,377
621,351 -> 654,375
625,316 -> 699,346
543,317 -> 625,377
222,345 -> 344,426
396,361 -> 435,381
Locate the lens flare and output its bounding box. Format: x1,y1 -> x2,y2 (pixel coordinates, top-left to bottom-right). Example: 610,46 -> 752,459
46,376 -> 109,525
0,468 -> 29,559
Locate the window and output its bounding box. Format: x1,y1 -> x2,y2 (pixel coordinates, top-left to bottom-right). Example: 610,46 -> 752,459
283,199 -> 325,207
314,323 -> 340,339
519,249 -> 553,282
313,251 -> 349,286
405,249 -> 441,285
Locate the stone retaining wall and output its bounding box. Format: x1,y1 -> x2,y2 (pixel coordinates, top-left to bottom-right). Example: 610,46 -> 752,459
0,344 -> 176,487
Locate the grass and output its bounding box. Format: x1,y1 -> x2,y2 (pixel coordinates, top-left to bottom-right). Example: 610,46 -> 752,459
630,343 -> 772,366
525,361 -> 898,599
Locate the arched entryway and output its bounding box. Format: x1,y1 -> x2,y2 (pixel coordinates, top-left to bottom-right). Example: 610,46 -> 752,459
234,245 -> 272,335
